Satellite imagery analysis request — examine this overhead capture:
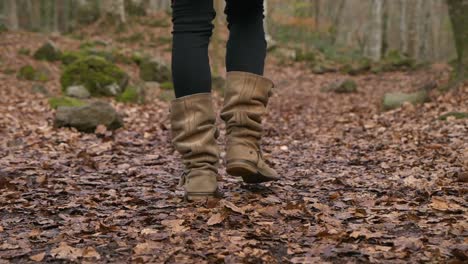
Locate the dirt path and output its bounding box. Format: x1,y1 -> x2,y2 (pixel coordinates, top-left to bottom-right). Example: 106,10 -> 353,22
0,32 -> 467,263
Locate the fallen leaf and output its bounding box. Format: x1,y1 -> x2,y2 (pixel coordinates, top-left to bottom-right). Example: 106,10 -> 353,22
161,219 -> 187,233
30,252 -> 45,262
430,197 -> 463,213
82,247 -> 100,259
50,242 -> 83,261
134,241 -> 162,255
207,213 -> 225,226
220,200 -> 245,214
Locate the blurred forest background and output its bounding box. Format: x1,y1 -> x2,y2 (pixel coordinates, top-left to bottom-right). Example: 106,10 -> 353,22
0,1 -> 467,263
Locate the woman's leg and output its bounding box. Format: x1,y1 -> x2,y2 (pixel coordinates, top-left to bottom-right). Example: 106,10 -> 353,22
171,0 -> 215,98
221,0 -> 279,183
170,0 -> 220,200
224,0 -> 266,75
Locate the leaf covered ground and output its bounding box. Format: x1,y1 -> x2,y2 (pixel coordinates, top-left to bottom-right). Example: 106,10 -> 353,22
0,18 -> 467,263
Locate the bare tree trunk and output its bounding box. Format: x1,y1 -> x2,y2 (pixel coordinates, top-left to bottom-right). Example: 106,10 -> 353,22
101,0 -> 126,24
447,0 -> 468,82
365,0 -> 384,61
5,0 -> 18,30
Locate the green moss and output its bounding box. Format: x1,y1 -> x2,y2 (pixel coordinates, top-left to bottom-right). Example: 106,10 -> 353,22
61,50 -> 87,65
17,65 -> 37,81
0,23 -> 7,33
117,32 -> 145,43
160,81 -> 174,90
438,112 -> 468,120
49,96 -> 86,109
60,56 -> 128,96
18,48 -> 31,56
2,68 -> 16,75
117,86 -> 144,104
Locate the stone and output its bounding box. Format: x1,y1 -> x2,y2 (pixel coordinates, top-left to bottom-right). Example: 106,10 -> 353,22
54,101 -> 123,133
103,83 -> 122,96
139,57 -> 171,82
32,84 -> 50,96
33,41 -> 62,61
322,79 -> 358,93
17,65 -> 50,82
65,85 -> 91,99
382,90 -> 430,110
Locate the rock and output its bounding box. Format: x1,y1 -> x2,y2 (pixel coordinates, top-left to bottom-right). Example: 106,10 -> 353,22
311,63 -> 338,74
33,41 -> 62,61
382,90 -> 430,110
60,56 -> 129,97
49,97 -> 86,109
438,112 -> 468,120
103,83 -> 122,96
65,85 -> 91,99
275,48 -> 297,61
322,79 -> 358,93
117,85 -> 145,104
32,84 -> 50,96
139,58 -> 171,82
54,101 -> 123,133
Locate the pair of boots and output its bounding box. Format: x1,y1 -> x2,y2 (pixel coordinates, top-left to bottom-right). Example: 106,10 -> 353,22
170,71 -> 279,200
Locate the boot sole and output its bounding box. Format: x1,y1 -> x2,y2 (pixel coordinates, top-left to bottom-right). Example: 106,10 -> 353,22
226,160 -> 278,184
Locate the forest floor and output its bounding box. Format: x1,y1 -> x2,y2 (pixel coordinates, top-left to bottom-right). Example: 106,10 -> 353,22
0,17 -> 467,263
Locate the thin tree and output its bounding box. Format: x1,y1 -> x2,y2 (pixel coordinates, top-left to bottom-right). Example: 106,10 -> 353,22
447,0 -> 468,86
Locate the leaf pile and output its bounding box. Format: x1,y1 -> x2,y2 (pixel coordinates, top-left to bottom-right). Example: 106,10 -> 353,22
0,29 -> 467,263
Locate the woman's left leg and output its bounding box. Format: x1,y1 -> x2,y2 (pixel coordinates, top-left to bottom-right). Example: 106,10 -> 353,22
220,0 -> 279,183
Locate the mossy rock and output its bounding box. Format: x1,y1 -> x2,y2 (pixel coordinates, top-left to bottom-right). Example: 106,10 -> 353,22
117,85 -> 145,104
139,58 -> 171,82
60,56 -> 129,97
341,59 -> 371,75
382,90 -> 429,110
17,65 -> 50,82
61,50 -> 87,65
33,41 -> 62,62
438,112 -> 468,120
49,96 -> 87,109
322,79 -> 358,93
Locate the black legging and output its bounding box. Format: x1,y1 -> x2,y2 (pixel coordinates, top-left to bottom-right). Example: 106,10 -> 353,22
171,0 -> 266,98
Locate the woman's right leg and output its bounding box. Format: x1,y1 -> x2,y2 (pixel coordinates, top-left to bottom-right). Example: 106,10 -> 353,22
170,0 -> 220,200
171,0 -> 215,98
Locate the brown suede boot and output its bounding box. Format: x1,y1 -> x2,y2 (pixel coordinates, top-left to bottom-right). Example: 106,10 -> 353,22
170,93 -> 220,200
221,71 -> 280,183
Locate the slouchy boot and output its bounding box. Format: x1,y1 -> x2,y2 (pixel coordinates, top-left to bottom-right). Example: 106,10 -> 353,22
221,71 -> 280,183
170,93 -> 220,200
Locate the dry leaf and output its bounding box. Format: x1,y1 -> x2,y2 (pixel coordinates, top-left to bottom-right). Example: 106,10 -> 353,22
207,213 -> 225,226
430,197 -> 463,212
50,242 -> 83,261
134,241 -> 162,255
220,200 -> 245,214
82,247 -> 100,259
161,219 -> 187,233
30,252 -> 46,262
